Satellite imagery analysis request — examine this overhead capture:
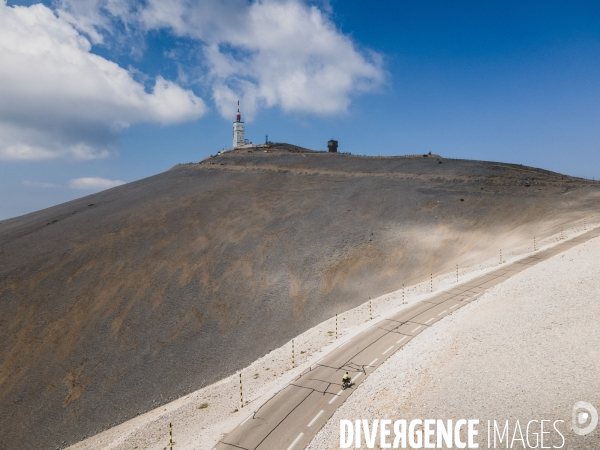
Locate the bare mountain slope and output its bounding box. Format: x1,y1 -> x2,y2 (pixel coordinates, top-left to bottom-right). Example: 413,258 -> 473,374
0,144 -> 598,448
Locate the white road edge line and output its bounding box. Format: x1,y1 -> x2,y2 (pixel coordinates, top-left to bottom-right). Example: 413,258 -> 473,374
397,336 -> 407,344
361,323 -> 376,333
450,304 -> 459,309
425,318 -> 434,324
382,345 -> 394,355
368,358 -> 378,367
328,389 -> 344,404
240,413 -> 253,427
308,410 -> 324,427
352,372 -> 363,382
287,432 -> 304,450
437,310 -> 447,316
412,326 -> 422,333
337,340 -> 348,349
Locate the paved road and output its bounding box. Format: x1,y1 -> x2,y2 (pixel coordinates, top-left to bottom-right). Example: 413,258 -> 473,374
216,226 -> 600,450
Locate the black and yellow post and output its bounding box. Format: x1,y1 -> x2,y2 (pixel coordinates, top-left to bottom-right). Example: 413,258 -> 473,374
335,314 -> 338,339
534,237 -> 537,251
292,339 -> 295,368
584,218 -> 587,230
561,227 -> 564,240
499,249 -> 502,264
430,273 -> 433,292
369,300 -> 372,320
239,373 -> 243,409
402,284 -> 405,305
169,422 -> 173,448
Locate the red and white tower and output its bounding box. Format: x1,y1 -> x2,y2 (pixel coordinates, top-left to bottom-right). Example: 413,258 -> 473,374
233,101 -> 246,149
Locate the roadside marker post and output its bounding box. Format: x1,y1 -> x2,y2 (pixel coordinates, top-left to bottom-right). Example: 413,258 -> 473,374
534,237 -> 537,251
584,218 -> 587,230
402,284 -> 405,304
430,273 -> 433,292
500,249 -> 502,264
292,340 -> 295,368
369,300 -> 372,320
169,422 -> 174,448
335,315 -> 338,339
239,373 -> 243,409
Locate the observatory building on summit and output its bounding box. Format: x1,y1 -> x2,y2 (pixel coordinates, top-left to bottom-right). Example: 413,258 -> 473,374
233,101 -> 253,149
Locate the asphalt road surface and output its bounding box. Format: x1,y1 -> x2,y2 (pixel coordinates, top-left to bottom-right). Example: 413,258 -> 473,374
216,226 -> 600,450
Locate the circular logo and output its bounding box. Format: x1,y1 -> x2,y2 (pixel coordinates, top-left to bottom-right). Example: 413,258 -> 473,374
572,401 -> 598,436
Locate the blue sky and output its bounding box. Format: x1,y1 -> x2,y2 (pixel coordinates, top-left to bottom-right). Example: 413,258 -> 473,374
1,0 -> 599,220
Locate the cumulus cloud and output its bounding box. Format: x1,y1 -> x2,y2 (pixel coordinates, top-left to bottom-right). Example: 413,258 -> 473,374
1,0 -> 383,162
55,0 -> 385,120
0,1 -> 207,161
68,177 -> 125,190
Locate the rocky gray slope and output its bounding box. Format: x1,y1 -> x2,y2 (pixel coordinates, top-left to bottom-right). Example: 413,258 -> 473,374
0,144 -> 598,448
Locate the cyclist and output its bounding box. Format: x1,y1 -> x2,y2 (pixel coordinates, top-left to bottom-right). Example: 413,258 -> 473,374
342,372 -> 351,387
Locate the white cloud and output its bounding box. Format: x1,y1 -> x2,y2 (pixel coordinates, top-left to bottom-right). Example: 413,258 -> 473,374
149,0 -> 385,119
68,177 -> 125,190
22,177 -> 125,190
0,1 -> 207,161
55,0 -> 385,121
55,0 -> 138,45
0,0 -> 382,162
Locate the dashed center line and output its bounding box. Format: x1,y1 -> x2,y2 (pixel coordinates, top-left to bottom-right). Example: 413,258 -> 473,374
425,318 -> 434,324
287,432 -> 304,450
397,336 -> 407,344
328,390 -> 343,404
382,345 -> 394,355
329,359 -> 377,405
308,410 -> 323,427
412,326 -> 422,333
437,310 -> 447,316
